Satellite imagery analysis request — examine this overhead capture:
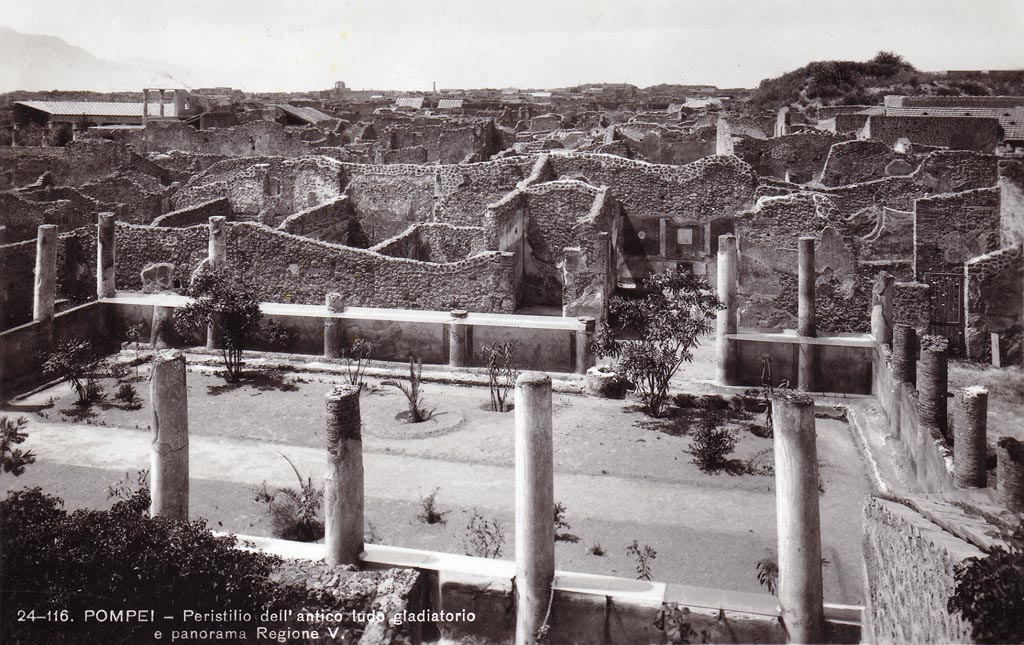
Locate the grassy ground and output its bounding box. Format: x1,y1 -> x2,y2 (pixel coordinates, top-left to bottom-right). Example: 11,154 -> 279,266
4,355 -> 869,603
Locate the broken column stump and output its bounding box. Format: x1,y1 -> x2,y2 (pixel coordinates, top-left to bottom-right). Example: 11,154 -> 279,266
325,385 -> 365,566
953,386 -> 989,489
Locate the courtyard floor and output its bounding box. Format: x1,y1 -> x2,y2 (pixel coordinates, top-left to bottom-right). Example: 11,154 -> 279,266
2,354 -> 869,604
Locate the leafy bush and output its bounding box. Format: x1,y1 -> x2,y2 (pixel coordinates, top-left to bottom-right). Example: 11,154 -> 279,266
114,383 -> 141,409
259,318 -> 294,351
626,540 -> 657,581
756,558 -> 779,595
1,416 -> 35,476
340,338 -> 375,386
253,454 -> 324,542
689,406 -> 737,472
595,270 -> 722,418
417,487 -> 449,525
462,509 -> 505,558
383,356 -> 432,423
554,501 -> 580,543
482,341 -> 518,412
174,272 -> 263,383
948,520 -> 1024,644
1,486 -> 316,643
42,338 -> 108,404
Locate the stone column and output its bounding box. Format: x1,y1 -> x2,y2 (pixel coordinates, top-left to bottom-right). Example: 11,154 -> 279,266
997,437 -> 1024,513
150,350 -> 189,520
96,212 -> 116,298
206,216 -> 227,350
448,310 -> 470,368
797,237 -> 816,392
151,305 -> 177,349
575,316 -> 596,374
33,224 -> 58,322
917,335 -> 949,441
771,391 -> 824,645
514,372 -> 555,645
324,293 -> 345,359
143,89 -> 150,118
325,385 -> 364,565
716,234 -> 738,385
871,271 -> 894,346
891,324 -> 917,386
953,386 -> 989,489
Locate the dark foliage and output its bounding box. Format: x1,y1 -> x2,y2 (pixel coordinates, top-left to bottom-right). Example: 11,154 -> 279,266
948,520 -> 1024,644
482,341 -> 518,412
0,416 -> 35,476
42,338 -> 107,404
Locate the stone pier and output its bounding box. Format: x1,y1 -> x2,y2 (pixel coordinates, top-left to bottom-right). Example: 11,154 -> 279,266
206,216 -> 227,350
150,350 -> 189,520
448,310 -> 470,367
514,372 -> 555,645
575,316 -> 595,374
716,234 -> 738,385
771,391 -> 824,644
797,237 -> 816,392
96,212 -> 116,299
997,437 -> 1024,512
32,224 -> 58,322
871,271 -> 894,346
324,385 -> 365,565
953,386 -> 989,489
917,335 -> 949,441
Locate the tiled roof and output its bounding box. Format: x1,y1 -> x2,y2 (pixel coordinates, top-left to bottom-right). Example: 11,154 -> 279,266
275,104 -> 334,125
15,101 -> 177,118
395,97 -> 424,110
437,98 -> 464,110
885,106 -> 1024,140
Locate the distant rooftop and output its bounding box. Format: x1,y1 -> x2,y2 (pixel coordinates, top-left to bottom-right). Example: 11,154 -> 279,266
884,106 -> 1024,140
15,100 -> 177,118
275,104 -> 335,125
395,97 -> 424,110
437,98 -> 464,110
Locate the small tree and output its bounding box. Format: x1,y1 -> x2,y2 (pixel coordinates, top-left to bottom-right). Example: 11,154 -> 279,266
626,540 -> 657,581
42,339 -> 107,405
340,338 -> 375,387
174,272 -> 263,383
596,270 -> 722,417
383,356 -> 431,423
482,341 -> 518,412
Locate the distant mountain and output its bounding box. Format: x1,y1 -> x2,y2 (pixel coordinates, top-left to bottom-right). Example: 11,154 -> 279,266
0,26 -> 189,92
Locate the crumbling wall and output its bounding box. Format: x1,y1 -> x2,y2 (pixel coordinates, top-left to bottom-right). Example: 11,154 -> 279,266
277,196 -> 367,247
114,222 -> 209,292
999,158 -> 1024,246
371,222 -> 480,263
434,156 -> 535,225
965,244 -> 1023,363
734,132 -> 852,183
864,116 -> 1004,153
820,139 -> 916,187
614,123 -> 717,165
0,148 -> 66,190
77,171 -> 167,225
59,138 -> 135,186
0,192 -> 80,242
914,187 -> 1001,278
862,497 -> 980,645
137,120 -> 312,156
151,197 -> 232,228
342,164 -> 438,243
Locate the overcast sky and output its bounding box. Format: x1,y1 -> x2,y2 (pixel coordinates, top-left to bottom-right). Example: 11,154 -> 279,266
4,0 -> 1023,92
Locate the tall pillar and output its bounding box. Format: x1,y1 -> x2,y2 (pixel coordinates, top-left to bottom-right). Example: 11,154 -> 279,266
448,310 -> 470,367
96,212 -> 116,298
716,234 -> 738,385
324,385 -> 364,565
997,437 -> 1024,513
324,293 -> 344,359
574,316 -> 595,374
953,386 -> 989,489
917,335 -> 949,441
871,271 -> 894,346
771,391 -> 825,644
514,372 -> 555,645
33,224 -> 58,322
206,216 -> 227,350
891,324 -> 917,386
150,350 -> 189,520
797,237 -> 816,392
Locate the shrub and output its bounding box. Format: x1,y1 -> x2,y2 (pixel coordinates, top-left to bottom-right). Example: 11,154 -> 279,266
948,520 -> 1024,643
174,272 -> 263,383
383,356 -> 431,423
595,270 -> 722,418
690,407 -> 737,472
462,509 -> 505,558
340,338 -> 375,386
259,319 -> 294,351
114,383 -> 141,409
0,486 -> 319,643
417,487 -> 449,525
589,544 -> 606,556
626,540 -> 657,581
42,338 -> 108,405
482,341 -> 518,412
756,558 -> 779,595
554,501 -> 580,543
253,454 -> 324,542
1,416 -> 35,476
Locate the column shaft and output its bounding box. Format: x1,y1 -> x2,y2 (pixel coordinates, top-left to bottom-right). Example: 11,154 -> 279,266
797,237 -> 816,392
953,386 -> 988,488
716,234 -> 738,385
150,350 -> 189,520
97,212 -> 116,298
325,385 -> 364,565
33,225 -> 58,321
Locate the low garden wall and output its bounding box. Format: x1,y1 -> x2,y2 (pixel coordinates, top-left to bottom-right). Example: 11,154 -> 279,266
729,332 -> 874,394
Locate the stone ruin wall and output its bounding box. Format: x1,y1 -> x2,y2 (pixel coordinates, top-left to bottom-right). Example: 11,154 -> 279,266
999,158 -> 1024,246
276,196 -> 367,247
151,197 -> 232,228
862,498 -> 980,645
913,187 -> 1001,278
865,116 -> 1004,153
370,222 -> 481,263
0,192 -> 80,243
0,225 -> 97,330
819,139 -> 917,187
734,131 -> 852,183
964,244 -> 1023,363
